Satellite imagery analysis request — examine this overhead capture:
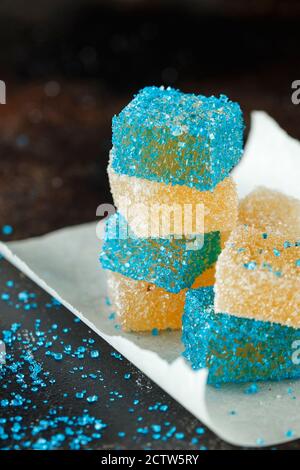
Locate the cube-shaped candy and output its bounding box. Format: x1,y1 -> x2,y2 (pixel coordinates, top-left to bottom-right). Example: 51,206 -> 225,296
239,187 -> 300,238
215,225 -> 300,327
108,161 -> 238,237
216,188 -> 300,327
182,287 -> 300,384
100,213 -> 221,293
107,268 -> 215,332
111,87 -> 244,191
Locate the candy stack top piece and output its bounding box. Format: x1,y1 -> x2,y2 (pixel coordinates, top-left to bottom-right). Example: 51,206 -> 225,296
112,86 -> 244,191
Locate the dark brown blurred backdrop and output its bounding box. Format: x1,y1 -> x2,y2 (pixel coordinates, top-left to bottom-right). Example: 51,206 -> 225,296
0,0 -> 299,239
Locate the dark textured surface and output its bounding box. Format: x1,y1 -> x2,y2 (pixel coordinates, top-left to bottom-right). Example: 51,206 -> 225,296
0,256 -> 234,450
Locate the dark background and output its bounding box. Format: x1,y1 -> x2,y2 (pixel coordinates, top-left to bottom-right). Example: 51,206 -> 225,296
0,0 -> 299,240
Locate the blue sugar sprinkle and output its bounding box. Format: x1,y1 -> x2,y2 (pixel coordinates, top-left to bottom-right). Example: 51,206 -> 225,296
52,353 -> 63,361
243,261 -> 257,270
86,395 -> 98,403
159,405 -> 168,412
262,233 -> 268,239
124,373 -> 131,380
175,432 -> 185,440
110,351 -> 123,361
295,259 -> 300,267
16,134 -> 29,148
151,328 -> 159,336
151,425 -> 161,433
137,427 -> 148,435
2,225 -> 13,236
111,86 -> 244,191
273,248 -> 281,257
256,438 -> 265,446
196,427 -> 205,435
244,383 -> 259,395
285,429 -> 294,438
90,350 -> 100,358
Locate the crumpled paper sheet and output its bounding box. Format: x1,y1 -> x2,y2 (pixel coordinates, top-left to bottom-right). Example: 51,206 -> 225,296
1,111 -> 300,447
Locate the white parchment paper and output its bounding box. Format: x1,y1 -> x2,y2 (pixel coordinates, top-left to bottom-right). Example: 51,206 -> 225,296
1,111 -> 300,447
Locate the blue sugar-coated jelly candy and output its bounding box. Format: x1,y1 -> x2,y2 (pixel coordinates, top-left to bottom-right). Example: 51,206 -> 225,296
182,287 -> 300,384
112,86 -> 244,191
100,213 -> 221,294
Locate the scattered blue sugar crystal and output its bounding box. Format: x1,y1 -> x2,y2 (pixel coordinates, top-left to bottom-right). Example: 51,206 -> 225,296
244,383 -> 259,395
90,350 -> 100,358
243,261 -> 257,270
111,86 -> 244,191
100,213 -> 221,293
2,225 -> 13,236
86,395 -> 98,403
196,427 -> 205,435
182,287 -> 300,384
285,429 -> 294,438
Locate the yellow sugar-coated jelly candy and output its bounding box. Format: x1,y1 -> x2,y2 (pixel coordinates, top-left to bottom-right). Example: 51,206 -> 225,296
107,266 -> 217,332
215,188 -> 300,327
108,160 -> 238,237
239,187 -> 300,238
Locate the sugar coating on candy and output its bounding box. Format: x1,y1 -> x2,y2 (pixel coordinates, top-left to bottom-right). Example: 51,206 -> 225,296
100,213 -> 221,293
107,272 -> 181,332
239,187 -> 300,238
182,287 -> 300,384
106,234 -> 230,332
215,225 -> 300,327
108,160 -> 238,237
111,86 -> 244,191
107,267 -> 217,332
216,188 -> 300,326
